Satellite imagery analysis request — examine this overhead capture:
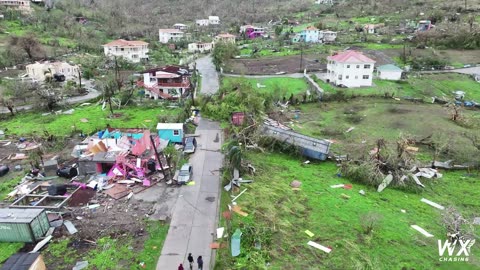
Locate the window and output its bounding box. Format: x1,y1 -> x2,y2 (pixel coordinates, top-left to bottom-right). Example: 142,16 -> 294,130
355,76 -> 358,79
356,65 -> 360,68
338,75 -> 342,80
346,65 -> 350,68
346,75 -> 349,79
364,64 -> 371,69
173,130 -> 180,136
121,48 -> 124,51
363,75 -> 369,79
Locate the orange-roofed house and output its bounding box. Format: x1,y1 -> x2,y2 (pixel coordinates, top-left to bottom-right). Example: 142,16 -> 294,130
214,33 -> 236,44
326,50 -> 376,88
102,39 -> 149,63
158,29 -> 184,44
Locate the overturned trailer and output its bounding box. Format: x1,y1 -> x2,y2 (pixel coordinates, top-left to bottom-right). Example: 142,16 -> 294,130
262,125 -> 331,160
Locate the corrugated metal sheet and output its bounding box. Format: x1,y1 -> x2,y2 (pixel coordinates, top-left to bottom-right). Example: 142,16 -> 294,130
262,125 -> 331,159
0,209 -> 49,242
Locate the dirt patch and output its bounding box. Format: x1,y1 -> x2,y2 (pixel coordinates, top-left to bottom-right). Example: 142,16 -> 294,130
228,54 -> 326,75
68,188 -> 96,207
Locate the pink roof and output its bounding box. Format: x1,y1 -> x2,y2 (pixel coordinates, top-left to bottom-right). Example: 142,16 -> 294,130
103,39 -> 148,47
159,29 -> 183,33
217,33 -> 235,38
327,50 -> 375,64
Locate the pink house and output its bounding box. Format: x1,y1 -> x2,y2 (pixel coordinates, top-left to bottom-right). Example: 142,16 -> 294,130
240,25 -> 266,39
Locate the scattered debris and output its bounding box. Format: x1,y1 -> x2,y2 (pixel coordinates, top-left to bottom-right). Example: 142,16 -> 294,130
73,261 -> 89,270
231,229 -> 242,257
473,218 -> 480,225
410,174 -> 425,188
331,184 -> 345,188
411,225 -> 434,237
232,205 -> 248,217
256,83 -> 266,88
304,160 -> 310,164
305,230 -> 314,237
290,180 -> 302,188
401,209 -> 406,213
377,174 -> 393,192
80,118 -> 89,123
359,190 -> 366,196
217,227 -> 225,239
307,241 -> 332,253
345,127 -> 355,133
210,242 -> 220,249
30,235 -> 53,253
420,198 -> 445,210
231,189 -> 247,202
64,220 -> 78,235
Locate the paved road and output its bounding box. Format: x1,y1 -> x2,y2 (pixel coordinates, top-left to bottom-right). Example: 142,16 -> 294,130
196,56 -> 219,94
0,80 -> 101,114
156,118 -> 223,270
419,66 -> 480,75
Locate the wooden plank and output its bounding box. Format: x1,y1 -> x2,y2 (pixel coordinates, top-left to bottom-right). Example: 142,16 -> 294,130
411,225 -> 434,237
307,241 -> 332,253
421,198 -> 445,210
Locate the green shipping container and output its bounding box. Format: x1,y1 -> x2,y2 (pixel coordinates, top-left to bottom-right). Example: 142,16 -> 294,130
0,208 -> 50,243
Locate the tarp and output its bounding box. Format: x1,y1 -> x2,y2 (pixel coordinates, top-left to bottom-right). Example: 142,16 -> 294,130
231,229 -> 242,257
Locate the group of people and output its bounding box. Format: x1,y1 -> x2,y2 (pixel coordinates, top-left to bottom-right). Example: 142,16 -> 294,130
178,254 -> 203,270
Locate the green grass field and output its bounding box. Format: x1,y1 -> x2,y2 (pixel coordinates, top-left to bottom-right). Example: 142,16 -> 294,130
315,73 -> 480,101
290,99 -> 480,161
43,221 -> 168,270
0,104 -> 182,137
222,77 -> 309,96
215,153 -> 480,269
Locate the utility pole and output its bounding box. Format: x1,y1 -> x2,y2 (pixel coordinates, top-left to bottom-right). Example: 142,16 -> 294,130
299,43 -> 304,72
150,135 -> 168,181
191,62 -> 197,106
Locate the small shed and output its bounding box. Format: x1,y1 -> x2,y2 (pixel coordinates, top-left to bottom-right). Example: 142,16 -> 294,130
0,208 -> 50,242
1,252 -> 46,270
377,64 -> 403,81
156,123 -> 184,143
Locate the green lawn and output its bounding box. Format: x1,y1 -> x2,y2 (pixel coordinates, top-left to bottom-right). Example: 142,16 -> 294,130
315,73 -> 480,101
43,221 -> 168,270
215,153 -> 480,269
0,243 -> 24,267
0,104 -> 182,137
222,77 -> 309,96
291,99 -> 480,161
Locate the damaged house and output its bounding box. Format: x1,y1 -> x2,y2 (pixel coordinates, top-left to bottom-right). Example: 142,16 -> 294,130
138,65 -> 191,100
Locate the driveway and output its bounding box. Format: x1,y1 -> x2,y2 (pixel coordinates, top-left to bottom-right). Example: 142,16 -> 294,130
0,80 -> 101,114
196,56 -> 219,95
156,118 -> 223,270
419,66 -> 480,75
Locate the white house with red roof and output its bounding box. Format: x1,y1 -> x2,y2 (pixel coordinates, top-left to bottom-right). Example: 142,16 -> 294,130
214,33 -> 236,44
158,29 -> 184,44
139,65 -> 191,99
102,39 -> 149,63
327,50 -> 375,88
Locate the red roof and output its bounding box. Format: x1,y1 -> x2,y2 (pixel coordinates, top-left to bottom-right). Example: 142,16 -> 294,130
327,50 -> 375,64
103,39 -> 148,47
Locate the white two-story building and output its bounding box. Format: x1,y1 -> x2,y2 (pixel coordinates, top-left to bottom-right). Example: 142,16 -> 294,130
158,29 -> 184,44
327,50 -> 375,88
102,39 -> 149,63
26,61 -> 80,82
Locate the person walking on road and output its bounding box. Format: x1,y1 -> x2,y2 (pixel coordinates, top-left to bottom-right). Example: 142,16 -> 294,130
187,253 -> 194,270
178,263 -> 184,270
197,256 -> 203,270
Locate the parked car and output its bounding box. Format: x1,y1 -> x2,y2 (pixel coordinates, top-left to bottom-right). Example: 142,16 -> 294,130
177,164 -> 193,184
183,137 -> 197,154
